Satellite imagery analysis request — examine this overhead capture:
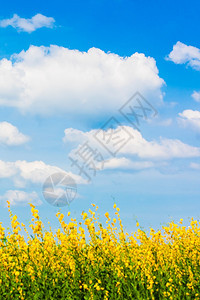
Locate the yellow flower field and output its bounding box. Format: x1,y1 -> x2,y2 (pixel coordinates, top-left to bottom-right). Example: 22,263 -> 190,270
0,201 -> 200,299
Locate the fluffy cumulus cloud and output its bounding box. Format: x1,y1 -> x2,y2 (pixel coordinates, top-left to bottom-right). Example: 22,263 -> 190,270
192,91 -> 200,102
178,110 -> 200,132
0,160 -> 86,187
0,14 -> 55,33
64,126 -> 200,163
167,41 -> 200,70
0,121 -> 29,146
0,190 -> 42,206
0,45 -> 164,116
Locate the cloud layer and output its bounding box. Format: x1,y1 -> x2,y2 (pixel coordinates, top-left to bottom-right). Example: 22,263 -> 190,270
64,126 -> 200,162
0,14 -> 55,33
0,190 -> 42,206
0,122 -> 29,146
0,46 -> 164,116
167,41 -> 200,70
0,159 -> 86,187
102,157 -> 154,170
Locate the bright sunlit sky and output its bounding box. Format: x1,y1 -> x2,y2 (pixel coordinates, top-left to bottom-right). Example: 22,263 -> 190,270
0,0 -> 200,232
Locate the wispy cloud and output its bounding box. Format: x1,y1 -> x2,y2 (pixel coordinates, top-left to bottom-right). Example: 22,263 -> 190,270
190,162 -> 200,170
192,91 -> 200,102
102,157 -> 154,170
0,13 -> 55,33
0,190 -> 42,206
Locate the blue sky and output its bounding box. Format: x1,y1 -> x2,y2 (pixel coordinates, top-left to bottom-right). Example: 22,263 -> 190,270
0,0 -> 200,233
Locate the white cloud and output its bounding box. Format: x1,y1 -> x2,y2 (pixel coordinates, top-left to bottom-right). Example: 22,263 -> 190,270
64,126 -> 200,161
0,160 -> 17,178
103,157 -> 154,170
0,14 -> 55,33
0,160 -> 86,187
166,41 -> 200,70
0,45 -> 164,116
192,91 -> 200,102
0,121 -> 29,145
190,162 -> 200,170
178,110 -> 200,131
0,190 -> 42,206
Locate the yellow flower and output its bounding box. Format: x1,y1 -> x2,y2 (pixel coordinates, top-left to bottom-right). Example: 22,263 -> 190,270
116,282 -> 120,287
59,214 -> 64,222
83,213 -> 88,220
12,215 -> 17,222
105,212 -> 109,218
